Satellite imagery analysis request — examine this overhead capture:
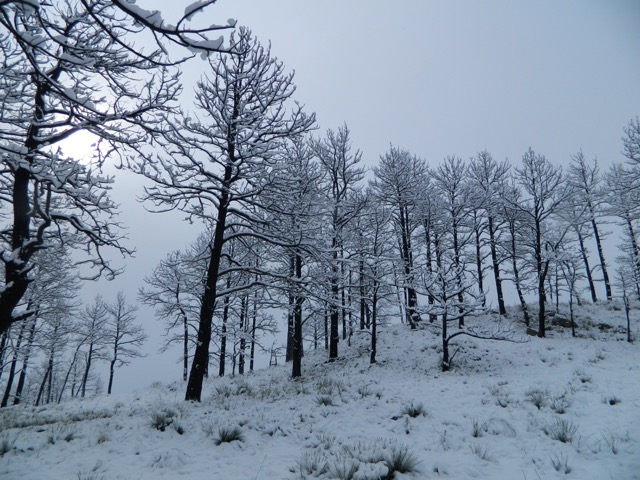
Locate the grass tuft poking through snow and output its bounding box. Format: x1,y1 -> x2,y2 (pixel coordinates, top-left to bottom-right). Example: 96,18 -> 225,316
0,304 -> 638,479
214,426 -> 244,445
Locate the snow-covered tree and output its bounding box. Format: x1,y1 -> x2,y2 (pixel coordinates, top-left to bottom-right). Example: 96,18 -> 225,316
0,0 -> 233,336
104,292 -> 147,395
312,124 -> 365,360
131,27 -> 314,401
371,146 -> 425,328
432,156 -> 476,328
510,149 -> 572,337
78,296 -> 108,398
468,151 -> 511,315
140,240 -> 207,381
606,163 -> 640,299
568,151 -> 612,302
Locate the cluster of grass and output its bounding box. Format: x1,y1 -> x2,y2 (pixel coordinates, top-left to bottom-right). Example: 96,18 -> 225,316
543,418 -> 578,444
0,407 -> 113,431
292,438 -> 420,480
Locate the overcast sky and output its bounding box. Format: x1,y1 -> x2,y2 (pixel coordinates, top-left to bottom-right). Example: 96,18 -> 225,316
91,0 -> 640,394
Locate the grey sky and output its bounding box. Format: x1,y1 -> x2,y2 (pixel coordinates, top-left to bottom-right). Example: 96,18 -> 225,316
95,0 -> 640,393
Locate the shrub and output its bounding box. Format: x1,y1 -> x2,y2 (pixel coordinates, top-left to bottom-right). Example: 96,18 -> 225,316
550,394 -> 571,414
525,388 -> 548,410
292,451 -> 329,477
383,444 -> 421,478
173,420 -> 186,435
214,426 -> 244,445
543,418 -> 578,444
48,424 -> 78,444
357,385 -> 371,398
0,433 -> 16,456
487,384 -> 510,408
550,452 -> 571,473
603,395 -> 621,406
470,418 -> 487,438
401,402 -> 427,418
315,395 -> 335,407
573,367 -> 592,384
234,380 -> 253,397
328,456 -> 359,480
469,442 -> 492,462
76,473 -> 106,480
214,385 -> 233,397
149,409 -> 176,432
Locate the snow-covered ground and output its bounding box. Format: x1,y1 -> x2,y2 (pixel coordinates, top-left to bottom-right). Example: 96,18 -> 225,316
1,303 -> 638,479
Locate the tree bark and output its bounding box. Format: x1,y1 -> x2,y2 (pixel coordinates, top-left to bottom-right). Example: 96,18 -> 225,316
14,319 -> 37,405
576,227 -> 597,303
488,216 -> 507,315
1,321 -> 26,407
185,163 -> 233,401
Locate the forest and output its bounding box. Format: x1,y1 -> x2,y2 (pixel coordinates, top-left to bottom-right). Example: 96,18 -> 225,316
0,0 -> 639,409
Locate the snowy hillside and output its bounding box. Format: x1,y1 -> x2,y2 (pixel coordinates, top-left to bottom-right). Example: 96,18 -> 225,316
1,303 -> 638,480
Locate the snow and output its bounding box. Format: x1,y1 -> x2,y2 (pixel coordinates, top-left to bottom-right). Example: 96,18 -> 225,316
186,36 -> 224,59
184,1 -> 208,21
118,1 -> 165,28
1,303 -> 638,479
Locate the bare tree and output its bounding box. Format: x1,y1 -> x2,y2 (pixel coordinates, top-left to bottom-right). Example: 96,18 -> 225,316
510,149 -> 572,337
371,146 -> 425,328
468,151 -> 511,315
432,156 -> 476,328
568,151 -> 612,301
622,116 -> 640,167
606,163 -> 640,299
78,296 -> 108,398
0,0 -> 234,336
615,256 -> 635,343
104,291 -> 146,394
312,124 -> 365,360
131,28 -> 314,401
140,242 -> 206,381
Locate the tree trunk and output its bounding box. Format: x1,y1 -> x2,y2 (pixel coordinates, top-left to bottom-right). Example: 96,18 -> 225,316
509,221 -> 530,326
182,311 -> 188,381
81,342 -> 94,398
107,358 -> 116,394
249,289 -> 257,372
442,312 -> 449,372
292,252 -> 304,378
590,213 -> 612,301
488,216 -> 506,315
286,254 -> 295,362
474,215 -> 485,307
329,237 -> 340,360
1,321 -> 26,407
624,213 -> 640,300
452,220 -> 465,328
219,279 -> 230,377
57,345 -> 82,404
398,205 -> 420,327
13,318 -> 37,405
359,259 -> 367,330
370,282 -> 378,364
0,330 -> 8,383
424,222 -> 438,322
576,227 -> 597,303
238,295 -> 247,375
185,164 -> 233,401
35,365 -> 50,407
0,168 -> 33,336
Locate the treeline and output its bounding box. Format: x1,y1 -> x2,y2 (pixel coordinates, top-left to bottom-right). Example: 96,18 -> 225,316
1,1 -> 638,405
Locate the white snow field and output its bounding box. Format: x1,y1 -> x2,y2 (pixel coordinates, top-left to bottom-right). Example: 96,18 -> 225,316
1,303 -> 638,480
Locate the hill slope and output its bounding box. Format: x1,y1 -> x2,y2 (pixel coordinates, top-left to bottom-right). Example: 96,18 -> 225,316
1,303 -> 639,479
